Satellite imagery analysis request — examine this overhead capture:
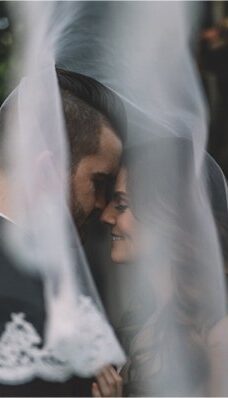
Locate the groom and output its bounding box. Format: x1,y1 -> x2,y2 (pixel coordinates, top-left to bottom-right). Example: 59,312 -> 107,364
0,68 -> 126,396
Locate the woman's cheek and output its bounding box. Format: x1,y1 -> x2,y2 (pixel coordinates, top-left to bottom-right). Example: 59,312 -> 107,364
119,211 -> 136,239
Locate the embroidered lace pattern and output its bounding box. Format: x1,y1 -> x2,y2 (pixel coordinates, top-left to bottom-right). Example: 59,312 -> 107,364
0,313 -> 70,384
0,296 -> 125,384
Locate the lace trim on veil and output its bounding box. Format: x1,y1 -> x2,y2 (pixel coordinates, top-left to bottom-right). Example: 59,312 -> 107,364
0,296 -> 125,384
0,313 -> 70,384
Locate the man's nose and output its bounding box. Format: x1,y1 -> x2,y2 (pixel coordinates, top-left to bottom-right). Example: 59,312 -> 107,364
100,203 -> 116,225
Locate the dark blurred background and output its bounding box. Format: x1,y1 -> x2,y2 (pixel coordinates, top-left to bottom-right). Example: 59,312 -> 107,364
0,2 -> 11,105
199,1 -> 228,178
1,1 -> 228,178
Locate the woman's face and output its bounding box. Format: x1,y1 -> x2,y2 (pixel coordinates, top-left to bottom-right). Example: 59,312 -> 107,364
101,167 -> 138,264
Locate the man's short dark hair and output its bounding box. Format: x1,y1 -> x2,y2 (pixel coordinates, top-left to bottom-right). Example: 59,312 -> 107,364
0,69 -> 127,170
56,68 -> 127,168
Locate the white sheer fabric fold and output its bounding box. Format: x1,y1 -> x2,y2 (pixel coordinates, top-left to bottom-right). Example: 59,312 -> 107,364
0,1 -> 125,383
1,1 -> 228,394
52,2 -> 228,395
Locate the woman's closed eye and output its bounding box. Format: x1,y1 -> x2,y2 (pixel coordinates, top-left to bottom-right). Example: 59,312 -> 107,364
114,202 -> 129,213
113,192 -> 129,213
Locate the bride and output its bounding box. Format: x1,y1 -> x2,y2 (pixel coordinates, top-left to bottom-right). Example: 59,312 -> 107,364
99,138 -> 228,396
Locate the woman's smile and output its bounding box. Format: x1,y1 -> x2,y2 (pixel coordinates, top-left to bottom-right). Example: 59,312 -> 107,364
111,232 -> 124,241
101,167 -> 138,263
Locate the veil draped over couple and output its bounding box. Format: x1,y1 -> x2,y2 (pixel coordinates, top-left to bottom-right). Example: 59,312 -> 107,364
0,1 -> 228,396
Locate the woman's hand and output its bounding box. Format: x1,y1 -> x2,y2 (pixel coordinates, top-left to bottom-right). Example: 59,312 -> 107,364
92,365 -> 123,397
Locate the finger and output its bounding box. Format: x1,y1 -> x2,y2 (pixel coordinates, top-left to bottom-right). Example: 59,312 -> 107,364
109,367 -> 123,396
92,382 -> 102,398
102,366 -> 122,397
109,366 -> 119,380
102,366 -> 116,386
96,373 -> 112,396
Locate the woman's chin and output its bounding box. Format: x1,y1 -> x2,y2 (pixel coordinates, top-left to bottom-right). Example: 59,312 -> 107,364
111,250 -> 126,264
111,250 -> 129,264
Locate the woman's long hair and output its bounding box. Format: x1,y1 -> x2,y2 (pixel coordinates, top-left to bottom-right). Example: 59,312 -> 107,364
117,138 -> 225,396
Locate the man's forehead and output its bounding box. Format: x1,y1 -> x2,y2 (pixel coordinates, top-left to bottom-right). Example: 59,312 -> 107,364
99,125 -> 122,154
89,150 -> 121,175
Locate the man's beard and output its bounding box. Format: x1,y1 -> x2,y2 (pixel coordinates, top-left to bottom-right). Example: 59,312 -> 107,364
70,198 -> 87,238
71,201 -> 86,228
70,197 -> 99,241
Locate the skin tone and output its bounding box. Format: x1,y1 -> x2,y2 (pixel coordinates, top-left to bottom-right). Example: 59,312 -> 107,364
99,164 -> 228,396
92,168 -> 138,397
92,366 -> 123,397
0,123 -> 123,221
57,139 -> 126,391
0,125 -> 122,229
70,125 -> 122,231
71,128 -> 124,396
0,172 -> 12,219
101,167 -> 138,264
207,316 -> 228,396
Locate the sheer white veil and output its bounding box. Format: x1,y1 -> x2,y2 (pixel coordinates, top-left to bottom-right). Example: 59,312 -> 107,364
1,1 -> 228,394
0,1 -> 125,384
52,2 -> 228,395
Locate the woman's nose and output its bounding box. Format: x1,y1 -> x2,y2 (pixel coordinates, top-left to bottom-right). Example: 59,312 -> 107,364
100,202 -> 116,225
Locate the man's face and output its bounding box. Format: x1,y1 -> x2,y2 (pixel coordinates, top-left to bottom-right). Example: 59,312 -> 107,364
70,125 -> 122,232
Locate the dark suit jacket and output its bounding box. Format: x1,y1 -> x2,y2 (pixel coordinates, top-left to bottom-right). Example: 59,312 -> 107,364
0,217 -> 92,397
